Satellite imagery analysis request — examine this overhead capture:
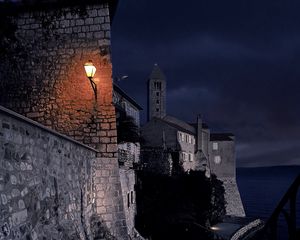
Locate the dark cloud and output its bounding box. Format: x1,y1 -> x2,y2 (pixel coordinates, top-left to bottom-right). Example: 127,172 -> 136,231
111,0 -> 300,167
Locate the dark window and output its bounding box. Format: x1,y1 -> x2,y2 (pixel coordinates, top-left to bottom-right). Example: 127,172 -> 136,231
156,108 -> 159,112
156,92 -> 160,97
154,82 -> 162,90
127,193 -> 130,208
156,100 -> 160,104
131,191 -> 134,204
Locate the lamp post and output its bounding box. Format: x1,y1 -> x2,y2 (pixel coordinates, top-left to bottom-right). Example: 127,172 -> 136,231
84,60 -> 97,99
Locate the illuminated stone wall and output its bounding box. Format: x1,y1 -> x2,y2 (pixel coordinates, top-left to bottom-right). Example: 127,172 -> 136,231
0,1 -> 128,239
0,2 -> 116,153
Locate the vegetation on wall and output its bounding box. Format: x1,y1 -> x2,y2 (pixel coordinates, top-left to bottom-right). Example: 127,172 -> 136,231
117,114 -> 140,144
135,170 -> 226,240
90,215 -> 117,240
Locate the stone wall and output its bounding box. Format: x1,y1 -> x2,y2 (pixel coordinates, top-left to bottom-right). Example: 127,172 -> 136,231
0,1 -> 129,238
222,178 -> 245,217
0,1 -> 116,154
119,169 -> 136,236
0,106 -> 96,239
0,106 -> 128,239
209,140 -> 245,217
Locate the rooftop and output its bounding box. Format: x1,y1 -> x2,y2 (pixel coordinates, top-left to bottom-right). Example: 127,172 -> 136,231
210,133 -> 234,141
113,83 -> 143,111
149,63 -> 166,81
153,115 -> 196,135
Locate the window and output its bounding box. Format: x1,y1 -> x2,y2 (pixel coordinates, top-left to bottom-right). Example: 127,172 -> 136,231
154,82 -> 162,90
214,155 -> 221,164
178,132 -> 182,141
156,100 -> 160,104
156,108 -> 159,112
182,152 -> 187,161
156,92 -> 160,97
179,132 -> 185,142
185,135 -> 188,142
189,153 -> 193,162
213,142 -> 218,150
127,193 -> 130,208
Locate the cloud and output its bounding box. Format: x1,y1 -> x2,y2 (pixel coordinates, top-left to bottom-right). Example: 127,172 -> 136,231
237,140 -> 300,167
112,0 -> 300,167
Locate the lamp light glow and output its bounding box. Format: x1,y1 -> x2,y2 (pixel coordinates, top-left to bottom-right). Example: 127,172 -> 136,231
84,60 -> 96,78
84,60 -> 97,99
210,226 -> 220,231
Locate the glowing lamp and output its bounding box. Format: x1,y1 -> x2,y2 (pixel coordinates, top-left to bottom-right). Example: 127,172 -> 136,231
210,226 -> 220,231
84,60 -> 97,99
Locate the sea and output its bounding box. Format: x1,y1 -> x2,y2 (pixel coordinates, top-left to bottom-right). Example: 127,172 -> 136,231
236,166 -> 300,240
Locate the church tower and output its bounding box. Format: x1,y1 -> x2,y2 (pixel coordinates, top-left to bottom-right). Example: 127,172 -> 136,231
147,64 -> 167,121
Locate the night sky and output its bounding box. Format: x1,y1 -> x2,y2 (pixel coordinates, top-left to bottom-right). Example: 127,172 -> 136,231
111,0 -> 300,168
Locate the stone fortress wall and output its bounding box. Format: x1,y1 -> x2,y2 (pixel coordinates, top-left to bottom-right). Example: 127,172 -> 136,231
0,106 -> 96,239
0,1 -> 116,154
0,1 -> 128,239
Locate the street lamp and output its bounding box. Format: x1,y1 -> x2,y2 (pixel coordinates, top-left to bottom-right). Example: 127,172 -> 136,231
84,60 -> 97,99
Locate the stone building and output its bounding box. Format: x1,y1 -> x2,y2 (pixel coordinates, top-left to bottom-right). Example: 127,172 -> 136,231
147,64 -> 167,121
141,64 -> 245,217
0,0 -> 131,239
113,83 -> 143,237
141,115 -> 210,175
209,133 -> 245,217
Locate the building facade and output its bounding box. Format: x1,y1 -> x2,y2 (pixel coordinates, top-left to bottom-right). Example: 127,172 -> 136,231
209,134 -> 245,217
141,64 -> 245,217
113,83 -> 143,237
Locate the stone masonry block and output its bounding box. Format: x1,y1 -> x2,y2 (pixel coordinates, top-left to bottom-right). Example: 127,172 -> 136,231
107,144 -> 117,153
100,137 -> 110,144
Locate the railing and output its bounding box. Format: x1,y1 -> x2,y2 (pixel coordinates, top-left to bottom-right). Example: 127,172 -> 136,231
256,174 -> 300,240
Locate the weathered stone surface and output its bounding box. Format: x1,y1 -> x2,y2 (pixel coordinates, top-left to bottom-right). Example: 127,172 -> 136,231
0,106 -> 128,239
0,107 -> 96,239
0,1 -> 129,239
221,178 -> 246,217
119,169 -> 136,237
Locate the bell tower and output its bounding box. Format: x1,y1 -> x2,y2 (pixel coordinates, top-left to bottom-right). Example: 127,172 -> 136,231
147,64 -> 167,121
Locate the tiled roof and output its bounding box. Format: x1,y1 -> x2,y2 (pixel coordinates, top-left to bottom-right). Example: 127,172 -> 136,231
153,115 -> 196,135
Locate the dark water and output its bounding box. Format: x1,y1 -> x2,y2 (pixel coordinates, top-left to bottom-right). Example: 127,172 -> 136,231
237,166 -> 300,239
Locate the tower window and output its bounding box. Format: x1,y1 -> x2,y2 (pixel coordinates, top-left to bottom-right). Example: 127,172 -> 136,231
156,92 -> 160,97
156,100 -> 160,104
156,108 -> 159,112
154,82 -> 162,90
